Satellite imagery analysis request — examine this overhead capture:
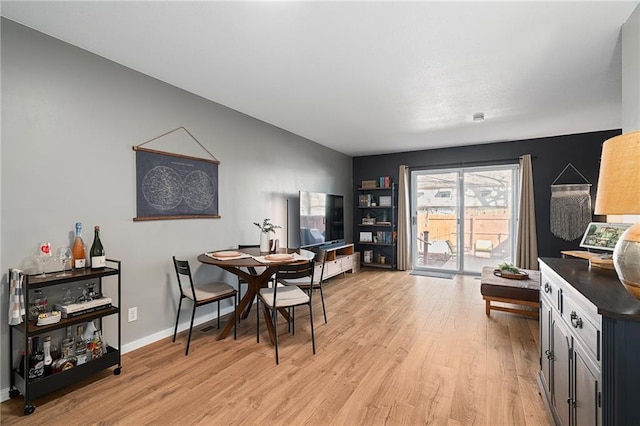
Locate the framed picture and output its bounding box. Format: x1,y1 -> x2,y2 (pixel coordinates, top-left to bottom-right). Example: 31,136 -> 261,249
359,231 -> 373,242
379,195 -> 392,207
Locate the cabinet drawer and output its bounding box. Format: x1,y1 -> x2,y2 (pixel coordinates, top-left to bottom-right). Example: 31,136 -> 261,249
540,266 -> 563,312
341,255 -> 353,270
326,259 -> 342,276
562,296 -> 601,362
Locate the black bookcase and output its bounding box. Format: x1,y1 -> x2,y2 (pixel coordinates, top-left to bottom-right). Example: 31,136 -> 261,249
356,183 -> 397,269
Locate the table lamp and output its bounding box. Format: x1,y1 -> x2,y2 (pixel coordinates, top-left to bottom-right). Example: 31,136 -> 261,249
594,130 -> 640,299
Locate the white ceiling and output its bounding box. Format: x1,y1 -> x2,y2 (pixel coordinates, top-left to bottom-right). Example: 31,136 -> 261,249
2,1 -> 638,156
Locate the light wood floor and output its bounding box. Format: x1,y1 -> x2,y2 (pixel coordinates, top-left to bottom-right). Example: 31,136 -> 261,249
1,269 -> 551,425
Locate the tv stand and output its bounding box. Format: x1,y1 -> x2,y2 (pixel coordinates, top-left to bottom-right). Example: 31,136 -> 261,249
316,243 -> 354,280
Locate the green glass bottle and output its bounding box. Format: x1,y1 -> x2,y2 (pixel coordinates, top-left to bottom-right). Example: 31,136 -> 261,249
90,226 -> 105,269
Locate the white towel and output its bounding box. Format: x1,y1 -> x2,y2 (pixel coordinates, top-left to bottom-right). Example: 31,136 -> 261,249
8,269 -> 25,325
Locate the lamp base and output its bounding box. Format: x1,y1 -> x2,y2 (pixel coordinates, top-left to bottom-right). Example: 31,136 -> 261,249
613,222 -> 640,300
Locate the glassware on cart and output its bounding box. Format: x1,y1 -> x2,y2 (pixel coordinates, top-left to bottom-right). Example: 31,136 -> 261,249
60,287 -> 74,306
55,246 -> 72,277
86,282 -> 98,299
28,289 -> 48,322
76,285 -> 91,304
35,242 -> 52,277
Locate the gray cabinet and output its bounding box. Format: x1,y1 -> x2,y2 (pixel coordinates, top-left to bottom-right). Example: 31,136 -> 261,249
538,258 -> 640,426
573,338 -> 600,426
551,316 -> 572,426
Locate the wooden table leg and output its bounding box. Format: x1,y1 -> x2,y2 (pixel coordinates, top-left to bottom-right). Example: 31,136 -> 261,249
217,266 -> 276,340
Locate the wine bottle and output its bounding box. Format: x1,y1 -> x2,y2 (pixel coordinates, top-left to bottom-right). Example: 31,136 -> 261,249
90,226 -> 106,269
28,336 -> 44,381
71,222 -> 87,270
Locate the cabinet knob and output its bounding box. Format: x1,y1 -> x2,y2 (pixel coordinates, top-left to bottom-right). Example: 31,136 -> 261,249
570,311 -> 583,329
544,349 -> 554,360
544,282 -> 551,293
567,398 -> 576,407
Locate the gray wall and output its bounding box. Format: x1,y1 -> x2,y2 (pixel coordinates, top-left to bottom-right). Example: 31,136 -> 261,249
0,19 -> 352,393
622,3 -> 640,132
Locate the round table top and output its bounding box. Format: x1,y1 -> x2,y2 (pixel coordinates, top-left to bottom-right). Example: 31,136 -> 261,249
198,247 -> 314,267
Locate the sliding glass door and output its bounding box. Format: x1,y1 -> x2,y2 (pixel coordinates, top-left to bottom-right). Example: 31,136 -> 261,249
411,165 -> 519,274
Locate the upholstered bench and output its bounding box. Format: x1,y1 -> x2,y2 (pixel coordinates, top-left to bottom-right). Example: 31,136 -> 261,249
480,266 -> 540,318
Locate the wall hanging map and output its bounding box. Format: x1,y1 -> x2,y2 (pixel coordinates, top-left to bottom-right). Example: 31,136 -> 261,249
133,127 -> 220,221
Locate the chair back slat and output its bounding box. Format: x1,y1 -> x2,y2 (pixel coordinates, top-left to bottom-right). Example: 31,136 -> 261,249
276,260 -> 315,281
274,259 -> 314,302
172,256 -> 196,299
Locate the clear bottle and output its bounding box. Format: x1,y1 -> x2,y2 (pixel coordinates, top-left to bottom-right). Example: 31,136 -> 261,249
52,329 -> 77,374
75,325 -> 88,365
88,330 -> 103,359
71,222 -> 87,270
28,336 -> 44,381
90,225 -> 106,269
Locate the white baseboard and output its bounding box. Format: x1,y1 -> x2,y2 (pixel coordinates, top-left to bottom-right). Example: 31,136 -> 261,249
1,304 -> 235,403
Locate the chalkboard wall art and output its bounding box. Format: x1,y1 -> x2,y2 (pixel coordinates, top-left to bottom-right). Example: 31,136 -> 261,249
134,147 -> 220,221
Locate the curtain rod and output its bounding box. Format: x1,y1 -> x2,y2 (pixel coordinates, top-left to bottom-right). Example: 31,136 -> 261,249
408,155 -> 536,171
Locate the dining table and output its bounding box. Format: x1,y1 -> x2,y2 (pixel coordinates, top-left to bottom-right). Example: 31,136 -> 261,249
197,247 -> 312,342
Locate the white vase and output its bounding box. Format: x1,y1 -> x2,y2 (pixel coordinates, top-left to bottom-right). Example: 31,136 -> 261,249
260,232 -> 271,253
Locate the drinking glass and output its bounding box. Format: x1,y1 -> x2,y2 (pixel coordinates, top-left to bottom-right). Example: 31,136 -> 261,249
76,285 -> 91,304
36,242 -> 52,277
60,287 -> 74,306
55,246 -> 72,277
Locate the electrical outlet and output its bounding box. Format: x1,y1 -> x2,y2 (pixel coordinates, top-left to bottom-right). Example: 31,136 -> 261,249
128,307 -> 137,322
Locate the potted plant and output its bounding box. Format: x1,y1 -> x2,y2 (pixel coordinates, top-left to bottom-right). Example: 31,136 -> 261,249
254,218 -> 281,252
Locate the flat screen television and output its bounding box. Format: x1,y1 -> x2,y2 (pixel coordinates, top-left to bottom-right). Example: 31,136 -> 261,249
579,222 -> 631,252
299,191 -> 344,248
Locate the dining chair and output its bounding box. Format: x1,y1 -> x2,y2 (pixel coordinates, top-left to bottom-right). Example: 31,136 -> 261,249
279,249 -> 329,324
236,244 -> 276,313
256,259 -> 316,364
172,256 -> 237,355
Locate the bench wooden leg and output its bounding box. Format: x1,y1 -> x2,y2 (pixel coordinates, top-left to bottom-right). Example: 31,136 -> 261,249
482,296 -> 539,318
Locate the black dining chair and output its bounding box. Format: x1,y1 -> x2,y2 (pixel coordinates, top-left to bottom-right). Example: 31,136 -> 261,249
236,244 -> 276,317
256,259 -> 316,364
278,249 -> 329,324
172,256 -> 237,355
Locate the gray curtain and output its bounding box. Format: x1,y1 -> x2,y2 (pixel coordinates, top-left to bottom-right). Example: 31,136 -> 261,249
516,154 -> 539,269
397,165 -> 412,270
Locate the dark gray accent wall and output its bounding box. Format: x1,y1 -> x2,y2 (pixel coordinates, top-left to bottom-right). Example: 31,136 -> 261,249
353,130 -> 621,258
